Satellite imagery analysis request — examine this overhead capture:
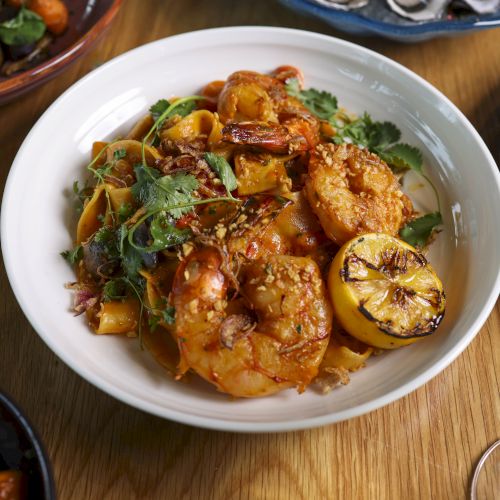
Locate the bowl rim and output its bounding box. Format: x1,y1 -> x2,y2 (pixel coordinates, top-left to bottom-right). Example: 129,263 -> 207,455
0,391 -> 56,499
282,0 -> 500,36
0,0 -> 123,101
2,26 -> 500,432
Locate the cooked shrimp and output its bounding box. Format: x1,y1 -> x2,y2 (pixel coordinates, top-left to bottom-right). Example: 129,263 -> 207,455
249,191 -> 328,257
270,65 -> 305,87
305,143 -> 413,246
217,69 -> 321,149
217,72 -> 280,124
171,246 -> 332,397
222,122 -> 310,154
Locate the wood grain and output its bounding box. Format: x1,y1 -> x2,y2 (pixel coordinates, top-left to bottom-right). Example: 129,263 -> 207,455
0,1 -> 499,499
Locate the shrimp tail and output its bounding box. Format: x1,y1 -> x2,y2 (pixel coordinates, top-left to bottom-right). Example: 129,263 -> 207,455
222,122 -> 309,154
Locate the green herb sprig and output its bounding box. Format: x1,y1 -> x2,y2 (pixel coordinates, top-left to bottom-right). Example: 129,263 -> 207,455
61,245 -> 83,265
204,152 -> 238,199
285,78 -> 442,247
399,212 -> 442,248
141,95 -> 204,167
0,7 -> 45,46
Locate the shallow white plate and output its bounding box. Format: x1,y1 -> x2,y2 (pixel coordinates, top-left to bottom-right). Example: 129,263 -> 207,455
2,27 -> 499,432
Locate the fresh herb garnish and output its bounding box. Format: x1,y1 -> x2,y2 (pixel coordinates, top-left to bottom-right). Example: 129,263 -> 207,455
61,245 -> 83,265
148,303 -> 175,332
142,95 -> 203,163
102,278 -> 129,302
382,143 -> 423,173
296,324 -> 302,334
119,225 -> 144,283
285,82 -> 442,247
113,148 -> 127,160
148,314 -> 161,332
162,306 -> 176,325
131,165 -> 199,219
285,82 -> 423,174
332,113 -> 398,149
204,152 -> 238,197
285,78 -> 338,120
145,216 -> 191,253
72,180 -> 92,215
149,98 -> 197,126
0,7 -> 45,46
85,141 -> 120,185
94,225 -> 117,246
116,203 -> 134,223
149,99 -> 170,121
399,212 -> 442,248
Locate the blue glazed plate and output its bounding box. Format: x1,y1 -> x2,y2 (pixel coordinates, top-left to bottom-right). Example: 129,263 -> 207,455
280,0 -> 500,41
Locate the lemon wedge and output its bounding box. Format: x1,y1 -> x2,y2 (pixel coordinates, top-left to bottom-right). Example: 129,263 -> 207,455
328,233 -> 445,349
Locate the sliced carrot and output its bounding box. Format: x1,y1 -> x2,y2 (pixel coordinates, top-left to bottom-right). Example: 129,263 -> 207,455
28,0 -> 68,35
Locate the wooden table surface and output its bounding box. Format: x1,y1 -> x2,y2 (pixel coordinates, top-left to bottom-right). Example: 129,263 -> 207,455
0,1 -> 499,499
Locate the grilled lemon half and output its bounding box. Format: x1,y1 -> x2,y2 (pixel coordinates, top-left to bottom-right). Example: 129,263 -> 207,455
328,233 -> 445,349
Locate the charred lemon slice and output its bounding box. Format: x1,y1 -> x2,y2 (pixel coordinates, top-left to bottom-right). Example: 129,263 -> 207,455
328,233 -> 445,349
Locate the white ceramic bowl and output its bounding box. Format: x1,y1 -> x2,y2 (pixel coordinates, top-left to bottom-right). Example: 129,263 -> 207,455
2,27 -> 499,432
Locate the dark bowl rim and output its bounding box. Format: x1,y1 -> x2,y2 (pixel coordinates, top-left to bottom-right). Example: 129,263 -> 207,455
0,391 -> 56,500
0,0 -> 123,99
282,0 -> 500,36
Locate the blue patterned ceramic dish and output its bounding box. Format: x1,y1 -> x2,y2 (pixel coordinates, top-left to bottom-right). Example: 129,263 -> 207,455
280,0 -> 500,41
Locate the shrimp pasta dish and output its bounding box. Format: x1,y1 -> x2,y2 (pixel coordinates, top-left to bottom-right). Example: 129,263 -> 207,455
63,66 -> 446,398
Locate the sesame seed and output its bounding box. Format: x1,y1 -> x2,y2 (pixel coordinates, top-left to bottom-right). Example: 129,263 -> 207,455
216,226 -> 227,240
182,243 -> 194,257
189,299 -> 199,314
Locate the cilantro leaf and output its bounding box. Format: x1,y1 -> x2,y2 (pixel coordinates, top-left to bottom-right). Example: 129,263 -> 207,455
383,143 -> 423,173
285,78 -> 337,121
93,226 -> 117,247
0,7 -> 45,46
299,88 -> 338,121
113,148 -> 127,160
204,152 -> 238,195
72,180 -> 92,214
155,174 -> 199,217
131,165 -> 199,219
332,114 -> 423,173
102,278 -> 129,302
369,121 -> 401,150
334,114 -> 401,151
399,212 -> 442,248
116,203 -> 134,223
149,99 -> 170,121
162,306 -> 175,325
337,113 -> 372,146
118,225 -> 144,282
90,163 -> 113,183
149,98 -> 197,125
148,314 -> 161,332
144,215 -> 191,253
61,245 -> 83,265
290,83 -> 420,175
148,305 -> 175,331
171,100 -> 197,117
